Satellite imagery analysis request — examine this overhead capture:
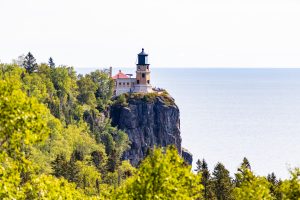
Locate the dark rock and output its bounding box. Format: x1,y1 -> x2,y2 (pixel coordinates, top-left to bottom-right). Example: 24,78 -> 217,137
110,95 -> 192,166
182,148 -> 193,165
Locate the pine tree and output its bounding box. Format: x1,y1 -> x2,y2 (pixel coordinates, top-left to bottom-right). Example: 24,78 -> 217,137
51,154 -> 69,178
267,172 -> 281,199
195,159 -> 215,199
23,52 -> 38,74
48,57 -> 55,68
240,157 -> 251,171
195,159 -> 202,173
235,157 -> 252,187
68,158 -> 80,183
71,149 -> 84,162
212,162 -> 234,200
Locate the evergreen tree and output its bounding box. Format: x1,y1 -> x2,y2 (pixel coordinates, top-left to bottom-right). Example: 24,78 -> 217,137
51,154 -> 69,178
195,159 -> 202,173
240,157 -> 251,171
51,153 -> 80,183
212,162 -> 234,200
235,157 -> 252,187
48,57 -> 55,68
71,149 -> 84,162
23,52 -> 38,74
67,158 -> 80,183
195,159 -> 214,199
267,172 -> 281,199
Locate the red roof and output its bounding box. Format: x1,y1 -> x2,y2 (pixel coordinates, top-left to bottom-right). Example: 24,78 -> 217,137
112,70 -> 130,79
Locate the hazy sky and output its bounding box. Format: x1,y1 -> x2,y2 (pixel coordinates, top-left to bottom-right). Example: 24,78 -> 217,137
1,0 -> 300,68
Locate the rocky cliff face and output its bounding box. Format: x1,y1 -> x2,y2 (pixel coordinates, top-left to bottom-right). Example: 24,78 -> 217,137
110,93 -> 192,166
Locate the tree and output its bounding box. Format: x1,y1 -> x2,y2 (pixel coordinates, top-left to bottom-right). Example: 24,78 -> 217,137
235,157 -> 252,187
114,146 -> 203,199
0,79 -> 50,198
233,165 -> 272,199
195,159 -> 215,199
51,154 -> 69,178
23,52 -> 38,74
211,162 -> 234,200
50,66 -> 78,123
278,168 -> 300,199
88,70 -> 114,110
49,57 -> 55,68
77,75 -> 97,106
22,174 -> 89,199
267,172 -> 282,199
240,157 -> 251,171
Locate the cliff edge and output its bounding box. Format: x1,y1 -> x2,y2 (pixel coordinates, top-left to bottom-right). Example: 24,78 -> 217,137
110,92 -> 192,166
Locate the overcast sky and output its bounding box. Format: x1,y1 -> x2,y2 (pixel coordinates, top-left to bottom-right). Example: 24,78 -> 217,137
1,0 -> 300,68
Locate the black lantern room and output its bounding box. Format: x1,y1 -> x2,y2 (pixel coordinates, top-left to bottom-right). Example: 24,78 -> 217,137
137,48 -> 149,65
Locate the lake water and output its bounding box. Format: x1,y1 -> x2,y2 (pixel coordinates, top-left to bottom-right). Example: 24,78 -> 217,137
77,68 -> 300,179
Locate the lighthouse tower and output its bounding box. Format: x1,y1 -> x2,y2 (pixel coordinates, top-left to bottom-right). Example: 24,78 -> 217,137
134,48 -> 152,93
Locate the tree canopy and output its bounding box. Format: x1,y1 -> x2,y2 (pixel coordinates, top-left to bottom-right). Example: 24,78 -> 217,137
1,59 -> 300,199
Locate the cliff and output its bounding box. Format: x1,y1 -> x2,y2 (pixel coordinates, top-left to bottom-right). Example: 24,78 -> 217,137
110,92 -> 192,166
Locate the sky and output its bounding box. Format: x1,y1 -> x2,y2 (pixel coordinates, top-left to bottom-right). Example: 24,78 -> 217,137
1,0 -> 300,68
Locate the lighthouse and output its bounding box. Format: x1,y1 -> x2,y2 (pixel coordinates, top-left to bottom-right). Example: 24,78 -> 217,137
111,48 -> 153,95
134,48 -> 152,93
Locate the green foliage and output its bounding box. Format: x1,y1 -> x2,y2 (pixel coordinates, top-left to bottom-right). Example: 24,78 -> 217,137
96,121 -> 130,172
3,60 -> 300,199
0,63 -> 24,82
114,146 -> 203,200
114,93 -> 128,106
22,174 -> 90,199
196,159 -> 215,199
89,69 -> 114,110
0,79 -> 50,199
22,72 -> 49,102
23,52 -> 38,74
0,79 -> 49,161
77,74 -> 98,106
120,91 -> 175,106
211,162 -> 234,200
234,161 -> 272,200
267,172 -> 282,199
278,168 -> 300,199
51,66 -> 78,123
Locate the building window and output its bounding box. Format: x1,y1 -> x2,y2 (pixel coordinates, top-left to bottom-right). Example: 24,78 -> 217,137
119,82 -> 121,86
127,82 -> 130,86
147,80 -> 150,84
142,73 -> 145,78
137,80 -> 140,84
123,82 -> 125,85
147,66 -> 149,70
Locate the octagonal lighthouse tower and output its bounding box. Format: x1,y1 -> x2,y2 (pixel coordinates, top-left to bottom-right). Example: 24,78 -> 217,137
134,48 -> 153,93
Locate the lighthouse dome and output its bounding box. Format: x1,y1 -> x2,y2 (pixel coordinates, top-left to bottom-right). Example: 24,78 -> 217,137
138,48 -> 148,56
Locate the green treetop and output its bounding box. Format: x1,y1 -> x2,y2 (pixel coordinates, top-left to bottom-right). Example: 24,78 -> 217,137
23,52 -> 38,74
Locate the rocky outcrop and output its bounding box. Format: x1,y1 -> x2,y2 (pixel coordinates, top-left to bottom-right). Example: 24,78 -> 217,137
182,148 -> 193,165
110,94 -> 192,166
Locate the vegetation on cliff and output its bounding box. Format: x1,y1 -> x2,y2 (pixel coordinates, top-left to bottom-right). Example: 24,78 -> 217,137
1,53 -> 300,199
114,90 -> 175,107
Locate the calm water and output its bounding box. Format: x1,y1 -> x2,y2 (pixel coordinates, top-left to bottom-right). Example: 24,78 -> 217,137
78,68 -> 300,178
